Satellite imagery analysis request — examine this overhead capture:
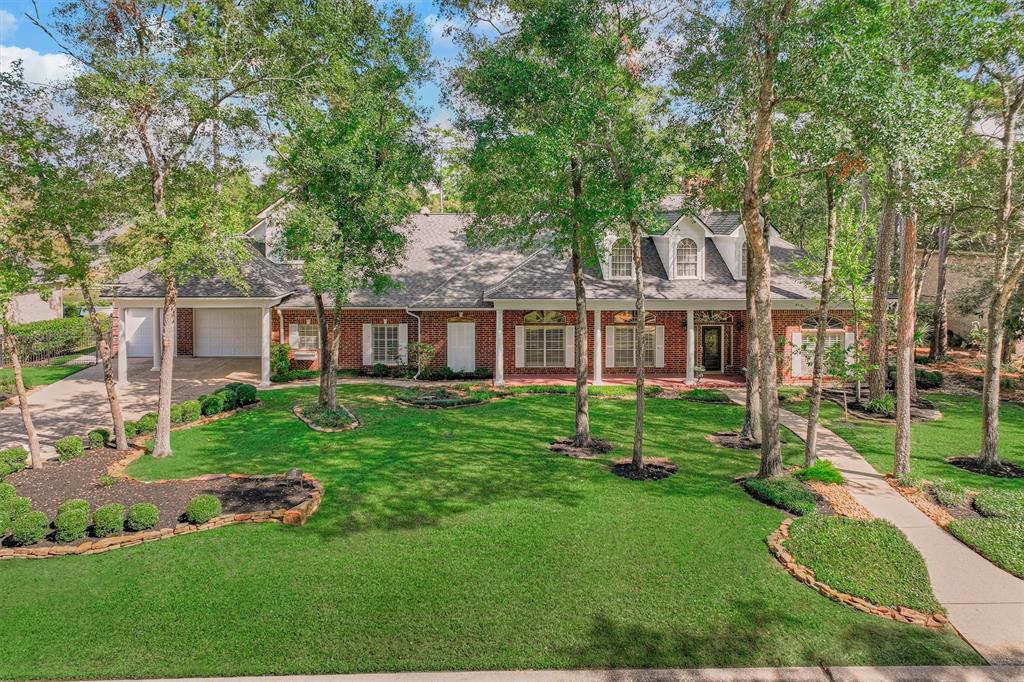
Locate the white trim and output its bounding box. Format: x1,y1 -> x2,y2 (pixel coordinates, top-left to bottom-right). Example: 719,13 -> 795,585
114,296 -> 284,307
495,309 -> 505,385
485,298 -> 834,311
260,306 -> 271,387
593,321 -> 603,384
564,325 -> 575,368
655,325 -> 665,368
685,310 -> 695,384
605,326 -> 615,368
514,325 -> 525,368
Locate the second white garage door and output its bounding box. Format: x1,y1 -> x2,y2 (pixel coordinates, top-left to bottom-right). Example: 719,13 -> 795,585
194,308 -> 261,357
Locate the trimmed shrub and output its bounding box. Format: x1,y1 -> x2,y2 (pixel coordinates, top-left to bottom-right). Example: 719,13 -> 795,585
185,495 -> 222,524
743,476 -> 817,516
916,369 -> 944,389
54,509 -> 89,543
1,496 -> 32,535
929,479 -> 969,508
11,511 -> 49,546
126,503 -> 160,531
54,436 -> 85,462
170,404 -> 185,424
271,343 -> 291,375
0,481 -> 15,502
136,412 -> 158,434
178,399 -> 202,423
92,503 -> 125,538
123,421 -> 140,439
214,387 -> 238,410
57,499 -> 89,516
270,369 -> 319,383
234,384 -> 258,406
87,428 -> 110,449
201,393 -> 226,416
795,459 -> 844,485
0,446 -> 28,477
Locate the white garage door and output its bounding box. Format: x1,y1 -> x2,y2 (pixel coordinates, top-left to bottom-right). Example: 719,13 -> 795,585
195,308 -> 261,357
124,308 -> 154,358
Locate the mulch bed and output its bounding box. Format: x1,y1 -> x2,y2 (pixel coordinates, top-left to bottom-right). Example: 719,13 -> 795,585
609,457 -> 678,481
548,437 -> 613,459
805,480 -> 873,520
821,390 -> 942,423
293,403 -> 360,432
705,431 -> 760,450
4,448 -> 314,547
946,456 -> 1024,479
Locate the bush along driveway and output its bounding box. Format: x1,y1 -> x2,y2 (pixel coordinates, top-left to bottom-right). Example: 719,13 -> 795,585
0,385 -> 981,680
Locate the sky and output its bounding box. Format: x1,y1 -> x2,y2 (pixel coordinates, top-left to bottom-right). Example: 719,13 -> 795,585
0,0 -> 459,125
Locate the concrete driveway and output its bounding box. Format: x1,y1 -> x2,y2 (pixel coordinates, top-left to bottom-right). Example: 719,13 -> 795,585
0,358 -> 259,455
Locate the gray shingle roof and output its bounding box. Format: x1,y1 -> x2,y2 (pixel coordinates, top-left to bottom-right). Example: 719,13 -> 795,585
698,211 -> 742,235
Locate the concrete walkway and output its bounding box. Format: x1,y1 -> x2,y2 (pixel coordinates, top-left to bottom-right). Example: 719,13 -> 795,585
722,390 -> 1024,665
87,666 -> 1024,682
0,358 -> 258,455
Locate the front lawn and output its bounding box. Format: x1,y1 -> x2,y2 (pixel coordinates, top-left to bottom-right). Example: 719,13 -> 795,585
0,386 -> 979,679
0,353 -> 90,390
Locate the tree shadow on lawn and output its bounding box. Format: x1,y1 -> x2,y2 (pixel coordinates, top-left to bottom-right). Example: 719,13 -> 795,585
565,602 -> 978,669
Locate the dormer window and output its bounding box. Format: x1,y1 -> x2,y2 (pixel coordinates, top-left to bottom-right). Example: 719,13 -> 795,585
740,242 -> 749,278
676,238 -> 698,278
610,240 -> 633,278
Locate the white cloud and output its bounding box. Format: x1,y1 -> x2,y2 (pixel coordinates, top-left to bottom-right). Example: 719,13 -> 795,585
0,44 -> 75,85
0,10 -> 16,42
424,14 -> 456,50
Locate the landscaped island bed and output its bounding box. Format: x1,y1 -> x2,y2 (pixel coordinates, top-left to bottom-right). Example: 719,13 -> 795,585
0,385 -> 979,679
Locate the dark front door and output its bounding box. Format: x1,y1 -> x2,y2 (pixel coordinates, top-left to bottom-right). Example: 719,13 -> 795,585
702,327 -> 722,372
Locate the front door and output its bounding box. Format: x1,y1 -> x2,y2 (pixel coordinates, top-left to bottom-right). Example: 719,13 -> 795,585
447,321 -> 476,372
701,327 -> 722,372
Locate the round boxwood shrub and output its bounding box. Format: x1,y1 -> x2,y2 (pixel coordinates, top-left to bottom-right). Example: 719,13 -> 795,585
0,481 -> 15,502
123,420 -> 140,439
169,403 -> 185,425
136,412 -> 158,434
55,435 -> 85,462
54,508 -> 89,543
11,510 -> 49,546
87,428 -> 110,450
200,393 -> 225,416
1,496 -> 32,535
92,503 -> 126,538
58,499 -> 90,516
234,384 -> 258,406
214,387 -> 238,410
178,399 -> 202,423
0,446 -> 28,477
185,495 -> 222,524
126,503 -> 160,531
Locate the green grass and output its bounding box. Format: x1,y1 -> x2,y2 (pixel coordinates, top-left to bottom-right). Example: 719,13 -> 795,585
681,388 -> 732,403
0,386 -> 979,679
786,515 -> 944,614
795,460 -> 844,485
788,393 -> 1024,492
0,353 -> 89,390
948,519 -> 1024,578
973,488 -> 1024,520
743,476 -> 817,515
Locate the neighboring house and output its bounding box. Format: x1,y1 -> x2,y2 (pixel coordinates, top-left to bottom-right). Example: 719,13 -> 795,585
110,196 -> 854,386
7,291 -> 63,325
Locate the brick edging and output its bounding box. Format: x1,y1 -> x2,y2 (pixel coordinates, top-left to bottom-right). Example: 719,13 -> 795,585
292,403 -> 361,432
766,518 -> 948,628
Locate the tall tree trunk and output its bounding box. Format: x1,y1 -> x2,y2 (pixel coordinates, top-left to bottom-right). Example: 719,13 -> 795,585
569,157 -> 591,447
151,276 -> 177,458
741,265 -> 762,443
805,172 -> 838,467
930,214 -> 952,359
571,238 -> 592,447
893,204 -> 918,478
629,220 -> 647,469
979,287 -> 1013,467
868,167 -> 897,402
3,331 -> 43,468
314,293 -> 337,411
81,282 -> 127,450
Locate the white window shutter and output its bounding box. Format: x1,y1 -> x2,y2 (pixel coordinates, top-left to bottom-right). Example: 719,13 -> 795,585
288,323 -> 299,347
845,331 -> 856,365
564,325 -> 575,367
515,325 -> 525,368
605,326 -> 615,368
791,331 -> 803,378
362,324 -> 373,365
655,326 -> 665,368
398,323 -> 409,363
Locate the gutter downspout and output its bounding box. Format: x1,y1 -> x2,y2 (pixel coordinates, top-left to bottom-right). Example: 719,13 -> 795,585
407,310 -> 423,379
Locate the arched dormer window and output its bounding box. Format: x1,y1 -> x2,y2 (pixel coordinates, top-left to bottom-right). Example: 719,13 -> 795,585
676,238 -> 698,278
610,239 -> 633,278
740,242 -> 749,278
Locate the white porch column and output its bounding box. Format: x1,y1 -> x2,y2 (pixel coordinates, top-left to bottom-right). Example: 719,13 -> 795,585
151,306 -> 162,371
117,305 -> 128,387
686,309 -> 696,385
260,306 -> 271,387
593,313 -> 603,385
494,307 -> 504,386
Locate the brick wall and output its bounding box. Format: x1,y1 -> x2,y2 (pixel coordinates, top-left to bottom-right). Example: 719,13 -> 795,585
176,308 -> 193,356
273,308 -> 420,371
502,310 -> 596,376
419,310 -> 496,371
772,309 -> 855,382
597,310 -> 688,376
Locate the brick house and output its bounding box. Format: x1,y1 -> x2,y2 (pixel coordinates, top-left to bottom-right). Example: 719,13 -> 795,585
111,196 -> 855,387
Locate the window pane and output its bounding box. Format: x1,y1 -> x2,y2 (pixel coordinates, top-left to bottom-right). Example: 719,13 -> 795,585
643,329 -> 656,366
525,328 -> 546,367
298,324 -> 317,350
611,241 -> 633,278
545,327 -> 565,366
676,239 -> 697,277
615,328 -> 634,367
372,325 -> 399,363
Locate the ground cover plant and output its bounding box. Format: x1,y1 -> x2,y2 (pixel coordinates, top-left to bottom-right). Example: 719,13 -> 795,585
294,400 -> 357,429
795,460 -> 844,485
947,518 -> 1024,578
743,476 -> 817,515
0,385 -> 978,679
681,388 -> 731,403
786,515 -> 944,614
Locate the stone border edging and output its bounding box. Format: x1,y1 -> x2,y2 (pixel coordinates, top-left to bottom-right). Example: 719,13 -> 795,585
292,403 -> 360,432
767,518 -> 949,628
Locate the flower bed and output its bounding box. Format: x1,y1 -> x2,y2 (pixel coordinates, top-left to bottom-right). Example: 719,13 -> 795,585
394,387 -> 498,409
293,401 -> 360,432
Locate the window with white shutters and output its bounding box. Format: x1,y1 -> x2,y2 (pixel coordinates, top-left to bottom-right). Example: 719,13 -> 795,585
372,324 -> 400,363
